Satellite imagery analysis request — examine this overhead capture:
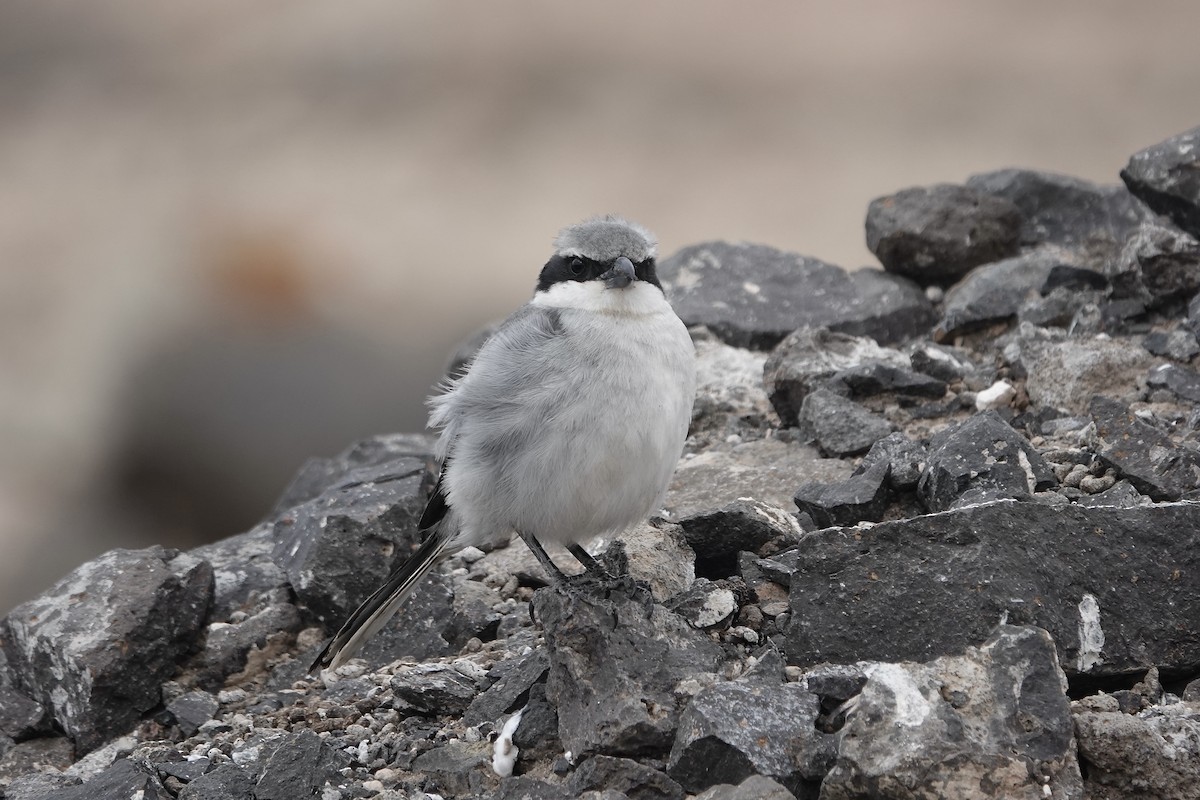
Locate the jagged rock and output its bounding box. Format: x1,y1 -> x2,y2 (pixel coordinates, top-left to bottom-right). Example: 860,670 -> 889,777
667,670 -> 835,795
271,450 -> 431,624
794,459 -> 892,527
668,579 -> 738,630
839,269 -> 938,345
534,581 -> 723,758
1018,330 -> 1156,414
3,771 -> 82,799
190,602 -> 302,688
1073,479 -> 1149,509
510,683 -> 561,763
1075,705 -> 1200,800
1147,362 -> 1200,403
412,740 -> 493,797
827,362 -> 947,401
464,651 -> 550,727
908,341 -> 976,381
763,328 -> 910,426
675,499 -> 800,580
3,547 -> 212,752
798,389 -> 893,458
865,183 -> 1022,286
820,625 -> 1082,800
967,168 -> 1149,252
391,664 -> 480,716
857,432 -> 927,491
0,737 -> 74,795
667,438 -> 852,519
1089,395 -> 1200,500
1107,219 -> 1200,307
0,689 -> 46,741
785,500 -> 1200,676
691,330 -> 774,431
660,241 -> 911,350
567,755 -> 684,800
189,523 -> 289,621
177,763 -> 255,800
611,522 -> 696,602
935,248 -> 1074,339
917,411 -> 1056,512
1143,329 -> 1200,362
165,691 -> 218,738
253,730 -> 352,800
1120,125 -> 1200,239
51,758 -> 168,800
693,775 -> 797,800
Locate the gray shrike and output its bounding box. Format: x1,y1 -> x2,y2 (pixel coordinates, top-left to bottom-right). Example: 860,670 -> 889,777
313,215 -> 696,670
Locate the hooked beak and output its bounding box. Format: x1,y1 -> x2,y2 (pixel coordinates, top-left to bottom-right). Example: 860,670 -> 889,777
602,256 -> 637,289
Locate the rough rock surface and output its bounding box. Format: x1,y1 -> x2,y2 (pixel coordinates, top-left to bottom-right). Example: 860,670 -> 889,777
6,127 -> 1200,799
1120,125 -> 1200,239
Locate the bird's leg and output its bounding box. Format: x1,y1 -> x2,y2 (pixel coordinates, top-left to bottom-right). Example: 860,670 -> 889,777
516,529 -> 571,583
567,543 -> 615,581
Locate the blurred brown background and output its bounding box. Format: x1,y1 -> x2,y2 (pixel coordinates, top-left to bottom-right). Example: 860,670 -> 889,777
3,0 -> 1199,614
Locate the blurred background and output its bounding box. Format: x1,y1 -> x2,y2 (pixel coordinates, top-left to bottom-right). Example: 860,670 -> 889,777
3,0 -> 1199,614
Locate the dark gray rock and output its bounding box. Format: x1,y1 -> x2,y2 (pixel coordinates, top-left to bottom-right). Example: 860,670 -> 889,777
464,650 -> 549,727
1189,292 -> 1200,339
271,451 -> 431,624
693,775 -> 798,800
567,755 -> 684,800
935,248 -> 1068,340
0,737 -> 74,795
55,758 -> 169,800
254,729 -> 351,800
1143,329 -> 1200,362
820,626 -> 1082,800
675,499 -> 800,580
908,342 -> 976,382
858,432 -> 927,491
3,771 -> 82,799
511,683 -> 561,763
794,459 -> 891,528
411,739 -> 493,798
799,389 -> 892,458
667,674 -> 835,795
349,570 -> 459,667
487,775 -> 566,800
1108,220 -> 1200,308
1120,125 -> 1200,239
1073,479 -> 1149,509
659,241 -> 875,350
1075,706 -> 1200,800
917,411 -> 1056,512
390,664 -> 479,716
177,763 -> 255,800
0,688 -> 46,741
165,691 -> 218,737
828,362 -> 946,401
1089,395 -> 1200,500
156,757 -> 212,784
784,500 -> 1200,677
967,168 -> 1150,251
865,183 -> 1022,286
534,580 -> 723,758
189,524 -> 288,621
190,602 -> 302,689
763,328 -> 909,427
3,547 -> 212,752
840,269 -> 938,345
1148,362 -> 1200,403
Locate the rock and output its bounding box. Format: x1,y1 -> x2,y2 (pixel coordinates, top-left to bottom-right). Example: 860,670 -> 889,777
189,523 -> 289,621
3,547 -> 212,752
840,268 -> 938,345
165,691 -> 218,737
52,758 -> 169,800
827,362 -> 947,401
967,168 -> 1149,252
857,432 -> 927,491
1108,219 -> 1200,307
1075,705 -> 1200,800
567,755 -> 684,800
253,730 -> 352,800
1189,293 -> 1200,339
0,737 -> 74,794
763,328 -> 910,426
668,579 -> 738,630
820,625 -> 1082,800
675,498 -> 801,580
865,183 -> 1022,286
1147,362 -> 1200,403
1143,329 -> 1200,362
391,664 -> 480,716
691,331 -> 774,432
411,739 -> 493,798
534,580 -> 723,758
917,411 -> 1056,512
1089,395 -> 1200,500
271,450 -> 431,624
784,500 -> 1200,676
0,689 -> 46,741
611,522 -> 696,602
1073,479 -> 1148,509
794,459 -> 892,527
658,241 -> 866,350
935,248 -> 1073,340
974,379 -> 1015,410
177,763 -> 256,800
1120,125 -> 1200,239
511,683 -> 561,764
1018,331 -> 1156,414
909,342 -> 976,382
190,602 -> 302,688
693,775 -> 797,800
464,650 -> 549,727
667,672 -> 835,795
798,389 -> 893,458
667,438 -> 852,520
3,771 -> 82,800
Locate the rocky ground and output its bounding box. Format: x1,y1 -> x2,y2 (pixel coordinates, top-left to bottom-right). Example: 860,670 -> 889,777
3,125 -> 1200,799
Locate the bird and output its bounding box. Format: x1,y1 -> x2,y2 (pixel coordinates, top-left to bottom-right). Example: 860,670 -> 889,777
312,215 -> 696,671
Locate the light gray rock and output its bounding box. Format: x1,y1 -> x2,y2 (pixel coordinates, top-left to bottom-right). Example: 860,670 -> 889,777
1075,705 -> 1200,800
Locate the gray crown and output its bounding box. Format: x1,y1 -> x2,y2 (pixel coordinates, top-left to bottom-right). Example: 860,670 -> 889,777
553,214 -> 658,263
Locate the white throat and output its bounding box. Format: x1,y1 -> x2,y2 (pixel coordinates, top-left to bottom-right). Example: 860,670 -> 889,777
530,280 -> 670,316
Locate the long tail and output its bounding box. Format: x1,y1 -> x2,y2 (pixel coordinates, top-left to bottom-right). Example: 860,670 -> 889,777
310,529 -> 452,672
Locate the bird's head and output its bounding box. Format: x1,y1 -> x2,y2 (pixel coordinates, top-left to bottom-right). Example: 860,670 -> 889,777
537,215 -> 662,294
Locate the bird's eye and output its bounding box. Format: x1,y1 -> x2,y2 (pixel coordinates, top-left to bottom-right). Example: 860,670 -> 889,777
569,257 -> 585,276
